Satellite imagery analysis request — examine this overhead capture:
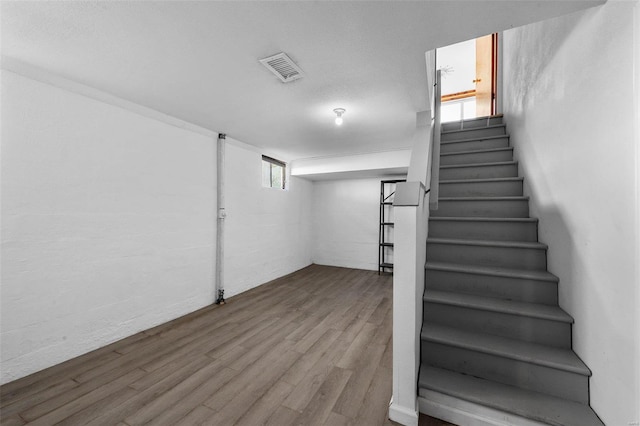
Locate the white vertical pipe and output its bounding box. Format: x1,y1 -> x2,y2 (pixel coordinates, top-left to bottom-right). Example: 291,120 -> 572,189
215,133 -> 226,304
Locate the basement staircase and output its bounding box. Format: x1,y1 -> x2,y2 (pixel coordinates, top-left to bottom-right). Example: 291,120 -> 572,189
419,115 -> 604,426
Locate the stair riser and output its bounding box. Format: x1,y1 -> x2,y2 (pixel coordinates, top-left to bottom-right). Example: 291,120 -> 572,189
423,303 -> 571,348
426,242 -> 547,270
425,268 -> 558,305
428,219 -> 537,241
439,180 -> 523,197
440,137 -> 510,154
440,163 -> 518,180
442,117 -> 503,132
441,149 -> 514,166
431,199 -> 530,218
421,342 -> 589,403
441,126 -> 506,142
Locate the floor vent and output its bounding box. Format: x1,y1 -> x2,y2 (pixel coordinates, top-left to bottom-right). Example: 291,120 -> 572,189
259,52 -> 304,83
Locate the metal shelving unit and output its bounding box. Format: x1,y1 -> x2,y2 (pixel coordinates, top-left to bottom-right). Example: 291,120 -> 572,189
378,179 -> 405,274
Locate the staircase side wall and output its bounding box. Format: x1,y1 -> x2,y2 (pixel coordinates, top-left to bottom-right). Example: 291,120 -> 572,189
502,2 -> 640,425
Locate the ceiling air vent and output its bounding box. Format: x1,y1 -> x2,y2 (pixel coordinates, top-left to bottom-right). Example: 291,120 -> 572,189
259,52 -> 304,83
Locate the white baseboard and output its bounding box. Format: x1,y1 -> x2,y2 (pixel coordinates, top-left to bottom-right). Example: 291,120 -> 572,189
389,400 -> 419,426
418,390 -> 548,426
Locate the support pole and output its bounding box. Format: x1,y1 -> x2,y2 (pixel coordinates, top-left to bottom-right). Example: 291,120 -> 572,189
215,133 -> 226,305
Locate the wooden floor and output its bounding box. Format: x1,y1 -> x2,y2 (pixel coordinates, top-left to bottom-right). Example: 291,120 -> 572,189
0,264 -> 455,426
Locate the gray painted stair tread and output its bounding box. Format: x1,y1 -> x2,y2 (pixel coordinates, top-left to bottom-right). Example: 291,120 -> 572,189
421,324 -> 591,376
423,290 -> 573,323
441,124 -> 506,135
442,114 -> 503,127
438,195 -> 529,201
440,176 -> 523,184
418,366 -> 604,426
427,237 -> 548,250
440,161 -> 517,170
429,217 -> 536,223
441,147 -> 513,157
425,261 -> 558,282
441,134 -> 509,145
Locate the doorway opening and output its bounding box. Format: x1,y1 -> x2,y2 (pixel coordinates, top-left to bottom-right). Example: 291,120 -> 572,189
436,33 -> 498,123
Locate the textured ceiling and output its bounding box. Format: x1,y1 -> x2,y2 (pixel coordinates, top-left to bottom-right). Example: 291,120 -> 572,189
1,1 -> 602,160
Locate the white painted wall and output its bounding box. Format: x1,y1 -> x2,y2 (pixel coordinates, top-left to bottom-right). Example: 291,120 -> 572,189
390,183 -> 428,426
223,142 -> 313,297
502,2 -> 640,425
312,176 -> 406,271
0,70 -> 216,384
291,149 -> 410,180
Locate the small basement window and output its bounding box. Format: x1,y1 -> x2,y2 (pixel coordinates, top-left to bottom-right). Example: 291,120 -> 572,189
262,155 -> 286,189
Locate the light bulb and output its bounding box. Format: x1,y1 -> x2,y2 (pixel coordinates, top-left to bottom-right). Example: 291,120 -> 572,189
333,108 -> 346,126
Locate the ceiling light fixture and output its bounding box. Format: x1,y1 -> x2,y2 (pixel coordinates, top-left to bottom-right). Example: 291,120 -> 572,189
333,108 -> 346,126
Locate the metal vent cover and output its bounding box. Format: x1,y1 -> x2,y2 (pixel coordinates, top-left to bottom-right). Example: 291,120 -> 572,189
259,52 -> 304,83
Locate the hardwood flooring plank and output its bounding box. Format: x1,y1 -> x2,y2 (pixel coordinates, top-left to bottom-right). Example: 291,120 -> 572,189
290,366 -> 352,426
204,316 -> 280,360
333,343 -> 387,418
0,266 -> 397,426
139,321 -> 238,372
174,405 -> 216,426
0,379 -> 78,419
330,299 -> 368,332
227,319 -> 301,372
128,351 -> 209,391
372,306 -> 393,345
380,337 -> 393,369
24,368 -> 145,425
368,297 -> 392,326
124,359 -> 228,425
354,361 -> 394,426
0,414 -> 25,426
281,335 -> 352,412
293,309 -> 345,353
325,411 -> 354,426
356,292 -> 387,324
207,349 -> 300,425
0,351 -> 121,408
71,314 -> 233,384
203,339 -> 300,413
264,405 -> 301,426
281,328 -> 341,386
232,380 -> 294,426
83,355 -> 213,426
336,322 -> 378,370
285,309 -> 330,342
145,367 -> 237,425
54,387 -> 139,426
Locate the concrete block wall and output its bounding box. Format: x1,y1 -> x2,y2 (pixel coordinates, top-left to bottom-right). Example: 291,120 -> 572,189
312,177 -> 406,271
224,143 -> 314,297
1,70 -> 217,383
